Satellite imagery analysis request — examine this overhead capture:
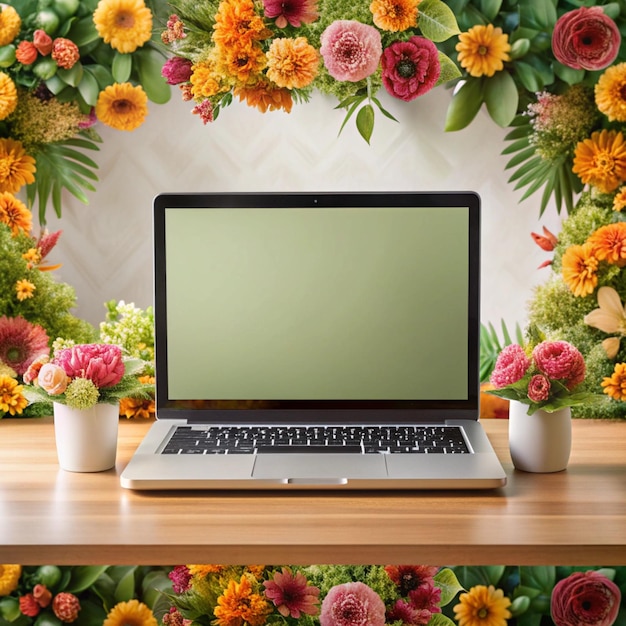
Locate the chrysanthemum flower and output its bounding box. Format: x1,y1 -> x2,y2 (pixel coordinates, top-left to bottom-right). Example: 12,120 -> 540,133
573,129 -> 626,194
0,140 -> 36,195
93,0 -> 153,53
0,564 -> 22,595
266,37 -> 319,89
0,5 -> 21,47
588,222 -> 626,266
0,192 -> 32,235
0,72 -> 17,120
595,62 -> 626,122
214,575 -> 272,626
263,568 -> 320,618
320,582 -> 386,626
235,81 -> 293,113
455,24 -> 510,77
0,376 -> 27,415
213,0 -> 271,49
221,44 -> 267,84
15,279 -> 36,301
103,600 -> 158,626
490,344 -> 531,388
601,362 -> 626,401
370,0 -> 419,32
320,20 -> 382,82
453,585 -> 511,626
0,316 -> 49,376
95,82 -> 148,131
561,241 -> 599,297
263,0 -> 318,28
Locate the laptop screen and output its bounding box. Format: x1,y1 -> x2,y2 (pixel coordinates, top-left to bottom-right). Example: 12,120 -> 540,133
153,192 -> 480,422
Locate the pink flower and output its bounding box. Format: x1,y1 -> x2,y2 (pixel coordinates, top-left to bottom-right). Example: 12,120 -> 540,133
408,583 -> 441,615
532,341 -> 585,389
38,363 -> 69,395
192,100 -> 214,124
386,599 -> 432,626
37,229 -> 62,261
320,20 -> 382,82
320,582 -> 386,626
54,344 -> 125,389
264,568 -> 320,618
552,6 -> 621,71
551,571 -> 621,626
490,344 -> 531,388
527,374 -> 551,402
263,0 -> 319,28
381,37 -> 440,102
0,315 -> 50,376
168,566 -> 192,594
161,57 -> 193,85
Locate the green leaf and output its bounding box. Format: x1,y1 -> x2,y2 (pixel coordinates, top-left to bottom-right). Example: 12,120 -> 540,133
445,78 -> 484,131
514,61 -> 545,92
520,567 -> 556,594
356,103 -> 375,144
58,62 -> 84,87
112,52 -> 132,83
434,568 -> 465,606
85,63 -> 114,89
475,0 -> 502,21
510,595 -> 532,616
484,71 -> 518,127
113,567 -> 137,603
67,15 -> 101,46
77,69 -> 100,106
553,61 -> 585,85
133,47 -> 171,104
518,0 -> 557,30
428,614 -> 457,626
418,0 -> 461,42
436,51 -> 462,85
66,566 -> 109,593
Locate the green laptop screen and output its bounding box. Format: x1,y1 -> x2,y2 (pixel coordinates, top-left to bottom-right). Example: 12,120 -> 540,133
163,205 -> 472,402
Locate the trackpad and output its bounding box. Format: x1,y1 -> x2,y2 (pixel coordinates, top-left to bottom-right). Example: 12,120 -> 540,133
252,454 -> 387,480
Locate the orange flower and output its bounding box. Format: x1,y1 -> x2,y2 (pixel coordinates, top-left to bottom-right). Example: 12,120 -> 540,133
0,375 -> 27,416
0,73 -> 18,121
0,192 -> 32,235
595,62 -> 626,122
573,129 -> 626,193
221,44 -> 267,84
0,139 -> 36,194
214,575 -> 272,626
235,81 -> 293,113
561,241 -> 599,297
370,0 -> 419,32
16,41 -> 37,65
601,362 -> 626,401
51,38 -> 80,70
588,222 -> 626,266
613,187 -> 626,211
456,24 -> 510,77
190,61 -> 225,99
266,37 -> 319,89
15,279 -> 36,301
119,376 -> 154,419
213,0 -> 270,49
95,83 -> 148,131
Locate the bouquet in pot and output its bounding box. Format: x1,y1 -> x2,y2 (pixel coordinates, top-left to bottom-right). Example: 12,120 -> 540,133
23,342 -> 153,410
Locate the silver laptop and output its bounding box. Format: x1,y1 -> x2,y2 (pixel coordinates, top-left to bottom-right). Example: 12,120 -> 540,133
120,192 -> 506,490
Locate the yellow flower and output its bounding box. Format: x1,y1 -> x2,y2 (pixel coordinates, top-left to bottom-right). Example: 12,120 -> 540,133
93,0 -> 153,53
613,186 -> 626,211
601,362 -> 626,401
0,5 -> 20,46
214,574 -> 272,626
370,0 -> 419,32
103,600 -> 157,626
573,129 -> 626,194
0,72 -> 17,120
595,62 -> 626,122
561,241 -> 599,297
583,286 -> 626,359
191,60 -> 227,99
0,192 -> 32,235
453,585 -> 511,626
0,376 -> 28,416
0,140 -> 36,195
221,43 -> 267,85
22,247 -> 41,268
16,279 -> 36,301
266,37 -> 319,89
0,564 -> 21,594
95,82 -> 148,131
455,24 -> 510,77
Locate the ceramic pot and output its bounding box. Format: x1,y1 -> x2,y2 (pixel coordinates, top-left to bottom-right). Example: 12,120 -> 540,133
508,400 -> 571,473
53,402 -> 119,472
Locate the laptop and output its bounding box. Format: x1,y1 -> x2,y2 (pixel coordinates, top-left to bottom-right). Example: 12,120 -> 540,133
120,191 -> 507,490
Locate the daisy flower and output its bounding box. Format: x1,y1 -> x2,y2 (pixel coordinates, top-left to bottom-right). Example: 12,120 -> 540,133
601,362 -> 626,401
0,316 -> 49,376
595,62 -> 626,122
0,375 -> 28,416
93,0 -> 153,53
103,600 -> 157,626
263,567 -> 320,618
455,24 -> 511,78
453,585 -> 511,626
561,241 -> 599,297
95,83 -> 149,131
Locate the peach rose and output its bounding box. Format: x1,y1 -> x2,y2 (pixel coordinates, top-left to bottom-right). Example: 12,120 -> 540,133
38,363 -> 69,395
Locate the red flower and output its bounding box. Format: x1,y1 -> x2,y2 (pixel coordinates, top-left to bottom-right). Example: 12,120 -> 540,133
54,344 -> 125,389
384,566 -> 438,596
51,38 -> 80,70
551,571 -> 621,626
527,374 -> 551,402
381,37 -> 441,101
19,594 -> 41,617
263,568 -> 320,618
552,6 -> 621,71
52,592 -> 81,623
0,315 -> 50,376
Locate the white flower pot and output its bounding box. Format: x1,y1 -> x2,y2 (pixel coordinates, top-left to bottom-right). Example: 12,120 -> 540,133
53,402 -> 119,472
508,400 -> 572,473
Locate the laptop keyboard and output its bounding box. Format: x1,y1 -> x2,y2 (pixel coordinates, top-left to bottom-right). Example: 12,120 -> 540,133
162,425 -> 470,455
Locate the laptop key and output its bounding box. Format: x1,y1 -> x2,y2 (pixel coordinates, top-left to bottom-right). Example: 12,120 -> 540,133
256,445 -> 363,454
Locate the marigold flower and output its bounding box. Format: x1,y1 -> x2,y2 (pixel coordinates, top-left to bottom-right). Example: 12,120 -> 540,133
95,82 -> 148,131
33,30 -> 53,55
0,192 -> 32,235
552,6 -> 621,71
15,279 -> 36,301
266,37 -> 319,89
573,129 -> 626,194
263,0 -> 318,28
0,564 -> 22,595
602,362 -> 626,401
588,222 -> 626,266
93,0 -> 153,53
16,41 -> 38,65
213,0 -> 271,49
235,81 -> 293,113
103,600 -> 157,626
51,38 -> 80,70
214,575 -> 272,626
190,61 -> 224,99
0,140 -> 36,195
453,585 -> 511,626
0,72 -> 17,120
561,241 -> 599,297
0,375 -> 28,416
456,24 -> 510,77
221,44 -> 267,84
613,187 -> 626,212
0,5 -> 21,47
320,20 -> 382,82
370,0 -> 419,32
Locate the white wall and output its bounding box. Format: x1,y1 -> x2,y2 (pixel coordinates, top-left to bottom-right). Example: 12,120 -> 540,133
44,87 -> 562,332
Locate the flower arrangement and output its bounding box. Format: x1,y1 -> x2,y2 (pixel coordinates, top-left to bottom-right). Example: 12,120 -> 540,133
0,0 -> 171,224
23,340 -> 154,411
487,334 -> 600,415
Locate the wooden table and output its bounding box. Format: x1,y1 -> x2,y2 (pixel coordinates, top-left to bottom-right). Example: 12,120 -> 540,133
1,417 -> 625,566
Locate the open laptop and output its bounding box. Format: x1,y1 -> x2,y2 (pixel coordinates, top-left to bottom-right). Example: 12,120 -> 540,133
120,191 -> 507,490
